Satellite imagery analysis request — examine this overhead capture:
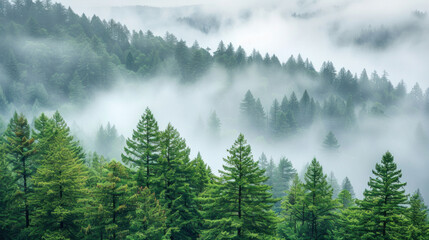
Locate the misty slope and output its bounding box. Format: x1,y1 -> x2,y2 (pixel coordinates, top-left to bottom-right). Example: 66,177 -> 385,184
1,1 -> 429,239
0,0 -> 429,201
1,0 -> 428,112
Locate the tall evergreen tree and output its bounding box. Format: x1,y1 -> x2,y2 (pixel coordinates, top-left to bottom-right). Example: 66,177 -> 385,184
201,134 -> 278,239
158,123 -> 199,239
122,107 -> 160,189
30,126 -> 88,239
0,143 -> 19,239
302,158 -> 337,239
240,90 -> 256,127
358,152 -> 409,240
93,160 -> 133,240
278,175 -> 306,239
406,190 -> 429,240
4,112 -> 35,231
273,157 -> 296,212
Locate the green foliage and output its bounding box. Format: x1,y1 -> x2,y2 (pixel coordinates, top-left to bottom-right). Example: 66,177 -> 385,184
158,123 -> 199,239
278,175 -> 306,239
127,187 -> 167,240
122,108 -> 160,188
302,158 -> 338,239
358,151 -> 409,240
272,157 -> 296,212
90,160 -> 133,240
406,190 -> 429,240
201,134 -> 278,239
0,143 -> 19,239
3,112 -> 35,232
30,124 -> 88,239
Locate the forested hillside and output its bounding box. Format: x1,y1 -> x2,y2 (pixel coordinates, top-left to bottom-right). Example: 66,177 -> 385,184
1,0 -> 429,239
1,0 -> 428,114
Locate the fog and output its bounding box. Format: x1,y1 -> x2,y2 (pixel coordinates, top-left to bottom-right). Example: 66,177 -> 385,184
56,0 -> 429,88
53,63 -> 429,200
13,0 -> 428,200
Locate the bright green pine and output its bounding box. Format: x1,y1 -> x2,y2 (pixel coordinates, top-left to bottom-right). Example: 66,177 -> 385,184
278,174 -> 306,239
202,134 -> 278,239
302,158 -> 338,239
3,112 -> 35,232
337,189 -> 355,209
333,205 -> 361,240
358,151 -> 409,240
30,127 -> 88,239
190,152 -> 212,195
127,187 -> 168,240
122,107 -> 160,188
50,111 -> 85,160
406,190 -> 429,240
158,123 -> 199,239
90,160 -> 133,240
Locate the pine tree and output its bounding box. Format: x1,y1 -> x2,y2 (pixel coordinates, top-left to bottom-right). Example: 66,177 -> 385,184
302,158 -> 337,239
201,134 -> 278,239
269,99 -> 281,137
189,152 -> 212,195
266,157 -> 276,187
122,107 -> 160,189
240,90 -> 256,128
50,111 -> 85,160
30,126 -> 88,239
358,151 -> 409,240
127,187 -> 167,240
278,175 -> 306,239
342,177 -> 355,198
337,189 -> 355,209
254,98 -> 266,132
406,190 -> 429,240
273,157 -> 296,212
93,160 -> 133,240
0,143 -> 19,239
4,112 -> 35,231
323,131 -> 340,149
158,123 -> 199,239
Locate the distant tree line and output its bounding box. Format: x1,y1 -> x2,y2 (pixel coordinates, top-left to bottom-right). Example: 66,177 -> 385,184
1,0 -> 428,117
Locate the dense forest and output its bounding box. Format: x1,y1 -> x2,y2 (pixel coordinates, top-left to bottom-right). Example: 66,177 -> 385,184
0,109 -> 428,239
1,0 -> 429,239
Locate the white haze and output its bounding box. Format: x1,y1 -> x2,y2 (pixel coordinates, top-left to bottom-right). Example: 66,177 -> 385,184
41,0 -> 429,199
56,65 -> 429,200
